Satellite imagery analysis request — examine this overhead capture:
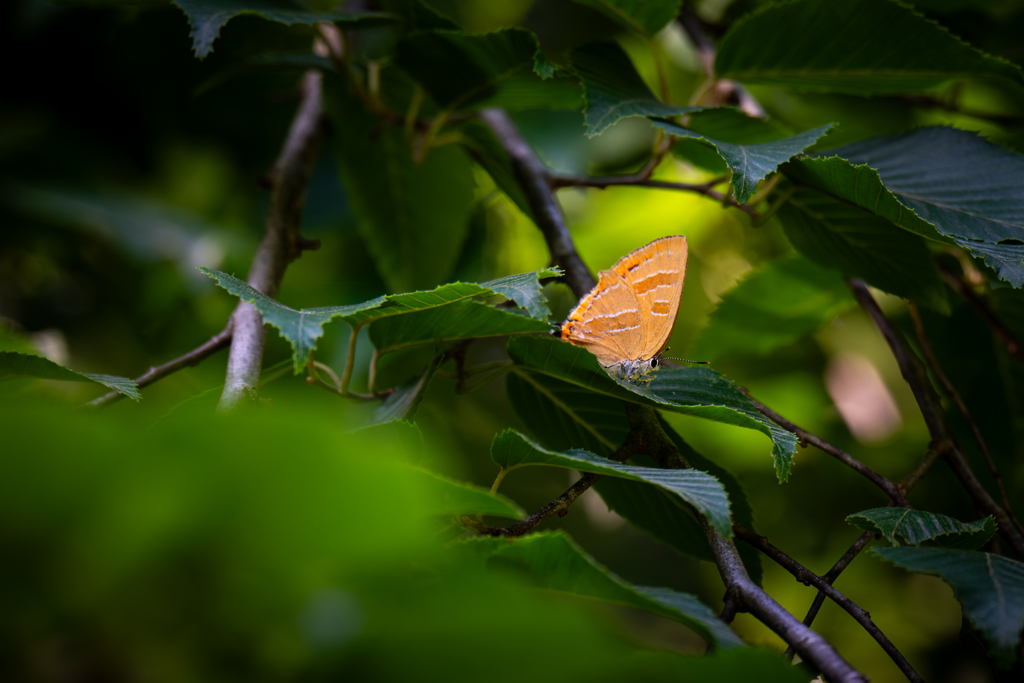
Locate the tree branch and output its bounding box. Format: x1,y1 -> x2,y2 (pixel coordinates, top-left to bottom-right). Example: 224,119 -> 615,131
90,328 -> 232,407
218,71 -> 328,411
549,175 -> 760,219
938,262 -> 1024,365
848,278 -> 1024,559
748,395 -> 910,508
735,525 -> 925,683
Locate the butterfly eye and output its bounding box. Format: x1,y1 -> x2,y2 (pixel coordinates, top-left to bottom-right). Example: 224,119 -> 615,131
651,358 -> 659,368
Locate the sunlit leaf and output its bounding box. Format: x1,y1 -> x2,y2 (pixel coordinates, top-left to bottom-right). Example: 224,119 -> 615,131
716,0 -> 1024,95
874,547 -> 1024,667
457,531 -> 742,648
848,509 -> 996,550
414,468 -> 525,519
0,351 -> 140,402
491,429 -> 733,536
695,256 -> 855,361
507,335 -> 799,481
171,0 -> 397,59
570,42 -> 700,137
653,119 -> 834,203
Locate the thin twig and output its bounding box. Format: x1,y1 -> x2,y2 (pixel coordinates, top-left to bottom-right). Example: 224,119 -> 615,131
848,279 -> 1024,559
908,302 -> 1023,535
218,71 -> 328,411
938,263 -> 1024,365
735,525 -> 925,683
549,175 -> 760,219
90,328 -> 232,407
748,394 -> 911,508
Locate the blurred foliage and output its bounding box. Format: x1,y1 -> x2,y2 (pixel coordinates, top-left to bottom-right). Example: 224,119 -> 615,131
5,0 -> 1024,681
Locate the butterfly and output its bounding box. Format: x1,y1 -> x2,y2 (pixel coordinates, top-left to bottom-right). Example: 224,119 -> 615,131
560,235 -> 689,383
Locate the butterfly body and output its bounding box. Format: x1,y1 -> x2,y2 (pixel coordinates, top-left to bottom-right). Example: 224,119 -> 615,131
560,235 -> 688,384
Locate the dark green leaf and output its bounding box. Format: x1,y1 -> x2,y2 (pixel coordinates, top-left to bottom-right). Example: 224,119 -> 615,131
0,351 -> 140,402
459,121 -> 535,219
507,335 -> 799,481
394,29 -> 542,109
653,119 -> 834,203
716,0 -> 1024,95
695,256 -> 855,361
367,300 -> 553,354
873,546 -> 1024,666
326,87 -> 476,293
778,188 -> 949,311
379,0 -> 459,30
848,509 -> 996,550
457,531 -> 742,648
171,0 -> 397,59
831,127 -> 1024,287
415,469 -> 525,519
571,42 -> 700,137
370,361 -> 438,425
568,0 -> 682,37
491,429 -> 733,536
685,107 -> 795,145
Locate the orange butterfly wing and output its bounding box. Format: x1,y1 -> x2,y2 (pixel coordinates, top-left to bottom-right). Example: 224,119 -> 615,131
611,235 -> 688,360
560,269 -> 644,368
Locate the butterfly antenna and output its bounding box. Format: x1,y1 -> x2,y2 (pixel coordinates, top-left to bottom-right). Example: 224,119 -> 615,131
663,356 -> 710,365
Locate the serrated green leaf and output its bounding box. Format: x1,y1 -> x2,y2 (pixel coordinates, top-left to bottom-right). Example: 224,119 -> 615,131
568,0 -> 682,37
778,188 -> 949,311
326,86 -> 475,293
480,267 -> 562,319
716,0 -> 1024,95
506,335 -> 799,481
0,351 -> 140,402
873,547 -> 1024,667
848,509 -> 997,550
394,28 -> 543,109
171,0 -> 397,59
695,256 -> 855,361
653,119 -> 834,203
457,531 -> 742,648
830,127 -> 1024,287
504,369 -> 762,582
414,469 -> 525,519
367,300 -> 553,354
491,429 -> 733,536
199,267 -> 387,373
571,42 -> 701,137
202,267 -> 560,372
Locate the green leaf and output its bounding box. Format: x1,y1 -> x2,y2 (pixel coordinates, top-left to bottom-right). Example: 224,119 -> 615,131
379,0 -> 459,30
491,430 -> 733,536
571,42 -> 701,137
457,531 -> 742,648
199,268 -> 387,373
507,335 -> 799,481
370,361 -> 438,425
568,0 -> 683,37
830,127 -> 1024,287
367,300 -> 553,354
778,188 -> 949,311
480,267 -> 562,319
171,0 -> 397,59
653,119 -> 834,203
695,256 -> 855,361
873,547 -> 1024,667
459,121 -> 535,219
202,267 -> 560,372
394,29 -> 542,109
414,469 -> 525,519
716,0 -> 1024,95
848,509 -> 997,550
504,369 -> 762,582
326,86 -> 476,293
0,351 -> 140,402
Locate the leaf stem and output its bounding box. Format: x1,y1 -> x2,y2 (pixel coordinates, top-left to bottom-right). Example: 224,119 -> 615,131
340,324 -> 361,395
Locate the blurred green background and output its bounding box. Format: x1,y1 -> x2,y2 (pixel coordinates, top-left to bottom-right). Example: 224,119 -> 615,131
3,0 -> 1024,681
